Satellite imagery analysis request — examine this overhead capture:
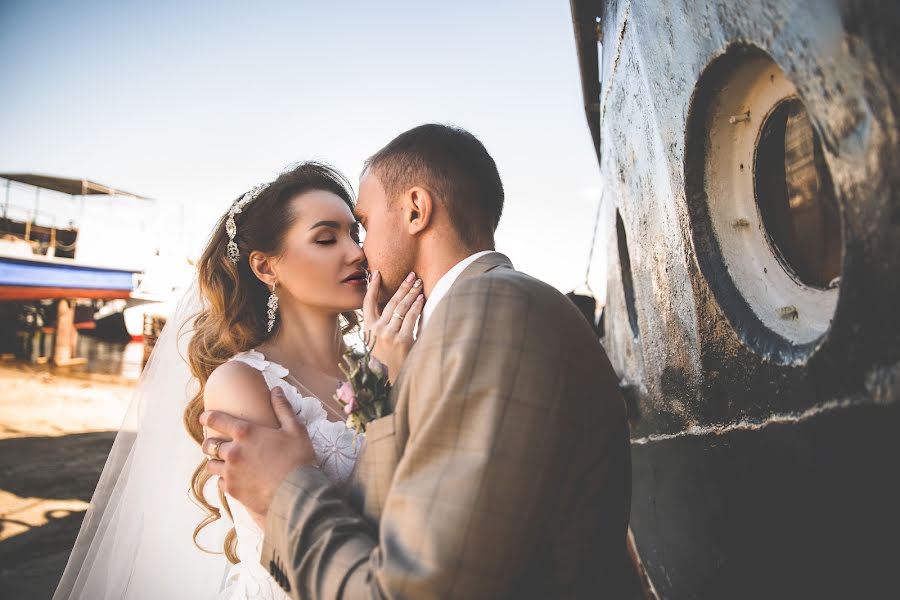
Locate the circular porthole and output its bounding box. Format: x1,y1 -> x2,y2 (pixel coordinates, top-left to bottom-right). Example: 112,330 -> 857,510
755,98 -> 843,289
687,47 -> 843,359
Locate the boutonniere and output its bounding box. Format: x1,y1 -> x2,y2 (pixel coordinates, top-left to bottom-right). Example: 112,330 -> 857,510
334,333 -> 392,440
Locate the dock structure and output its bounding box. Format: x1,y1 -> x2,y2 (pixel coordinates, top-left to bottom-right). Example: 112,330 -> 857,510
571,1 -> 899,597
0,174 -> 147,365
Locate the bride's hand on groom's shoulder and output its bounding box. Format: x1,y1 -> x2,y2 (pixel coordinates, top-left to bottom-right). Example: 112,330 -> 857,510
363,270 -> 424,384
201,387 -> 315,527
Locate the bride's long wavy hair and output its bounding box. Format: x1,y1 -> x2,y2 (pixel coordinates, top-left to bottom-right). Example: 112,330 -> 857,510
185,162 -> 360,563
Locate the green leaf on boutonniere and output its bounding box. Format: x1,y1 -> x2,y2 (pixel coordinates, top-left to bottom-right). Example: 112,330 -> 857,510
333,331 -> 394,435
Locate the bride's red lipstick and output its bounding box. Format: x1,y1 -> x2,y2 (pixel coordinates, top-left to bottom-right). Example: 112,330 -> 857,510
341,270 -> 368,286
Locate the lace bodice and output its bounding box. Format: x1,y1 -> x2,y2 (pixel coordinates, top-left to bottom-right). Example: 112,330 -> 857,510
215,350 -> 361,599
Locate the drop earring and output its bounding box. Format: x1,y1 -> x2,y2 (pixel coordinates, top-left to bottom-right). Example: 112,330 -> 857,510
267,282 -> 279,333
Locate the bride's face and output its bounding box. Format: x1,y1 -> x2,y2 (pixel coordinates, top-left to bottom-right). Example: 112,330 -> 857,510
269,189 -> 366,314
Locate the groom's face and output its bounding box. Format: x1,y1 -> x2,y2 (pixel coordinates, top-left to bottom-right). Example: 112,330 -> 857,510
356,171 -> 415,302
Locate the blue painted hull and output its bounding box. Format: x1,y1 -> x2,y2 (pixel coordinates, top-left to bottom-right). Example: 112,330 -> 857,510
0,253 -> 140,300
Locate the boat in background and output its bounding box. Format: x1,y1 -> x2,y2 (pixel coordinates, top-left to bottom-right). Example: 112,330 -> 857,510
92,291 -> 174,342
0,173 -> 183,363
0,239 -> 140,302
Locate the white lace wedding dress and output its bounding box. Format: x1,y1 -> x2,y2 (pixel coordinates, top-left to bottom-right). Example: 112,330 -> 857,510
215,350 -> 361,600
53,282 -> 364,600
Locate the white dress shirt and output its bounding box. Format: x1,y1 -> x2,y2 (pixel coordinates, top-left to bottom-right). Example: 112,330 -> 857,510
420,250 -> 498,330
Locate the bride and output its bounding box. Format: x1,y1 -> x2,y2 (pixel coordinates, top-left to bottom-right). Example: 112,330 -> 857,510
53,162 -> 422,599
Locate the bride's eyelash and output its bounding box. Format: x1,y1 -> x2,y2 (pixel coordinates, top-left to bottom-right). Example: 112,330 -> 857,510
316,239 -> 337,245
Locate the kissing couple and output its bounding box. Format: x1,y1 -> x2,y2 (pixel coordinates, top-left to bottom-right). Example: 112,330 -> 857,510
54,124 -> 632,599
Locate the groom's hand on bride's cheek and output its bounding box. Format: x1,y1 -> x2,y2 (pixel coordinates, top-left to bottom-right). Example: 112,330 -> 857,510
200,387 -> 316,520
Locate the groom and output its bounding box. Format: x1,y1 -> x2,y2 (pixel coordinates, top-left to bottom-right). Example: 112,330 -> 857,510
202,124 -> 632,598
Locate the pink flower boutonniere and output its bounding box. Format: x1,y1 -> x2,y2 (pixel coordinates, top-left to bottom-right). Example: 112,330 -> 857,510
334,333 -> 392,438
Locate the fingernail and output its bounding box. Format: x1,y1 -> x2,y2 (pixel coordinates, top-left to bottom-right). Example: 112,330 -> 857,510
273,386 -> 285,397
406,272 -> 415,283
413,278 -> 422,288
418,294 -> 424,301
373,270 -> 380,280
199,411 -> 209,425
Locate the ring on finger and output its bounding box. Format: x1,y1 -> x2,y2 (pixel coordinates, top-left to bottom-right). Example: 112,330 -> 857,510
206,439 -> 222,460
391,312 -> 404,321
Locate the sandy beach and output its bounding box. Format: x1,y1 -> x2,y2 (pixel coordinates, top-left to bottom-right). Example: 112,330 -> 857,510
0,358 -> 136,599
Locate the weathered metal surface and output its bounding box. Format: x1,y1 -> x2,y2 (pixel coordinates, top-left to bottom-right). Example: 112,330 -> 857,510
572,0 -> 900,596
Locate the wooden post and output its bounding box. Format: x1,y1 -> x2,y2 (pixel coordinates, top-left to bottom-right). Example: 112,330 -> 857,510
52,298 -> 86,366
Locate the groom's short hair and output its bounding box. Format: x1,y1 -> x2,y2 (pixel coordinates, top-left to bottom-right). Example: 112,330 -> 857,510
364,124 -> 504,246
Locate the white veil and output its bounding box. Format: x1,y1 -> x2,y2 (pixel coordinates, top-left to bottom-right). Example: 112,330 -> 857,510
53,281 -> 233,599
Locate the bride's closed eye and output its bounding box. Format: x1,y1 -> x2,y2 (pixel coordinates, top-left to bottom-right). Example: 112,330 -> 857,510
316,238 -> 337,245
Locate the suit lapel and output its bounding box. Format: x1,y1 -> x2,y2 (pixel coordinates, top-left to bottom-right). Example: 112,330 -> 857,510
353,251 -> 515,522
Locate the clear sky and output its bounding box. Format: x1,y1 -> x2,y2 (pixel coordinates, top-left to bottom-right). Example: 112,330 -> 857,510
0,0 -> 606,298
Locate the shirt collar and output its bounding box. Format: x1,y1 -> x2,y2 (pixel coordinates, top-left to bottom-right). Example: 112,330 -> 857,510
420,250 -> 497,330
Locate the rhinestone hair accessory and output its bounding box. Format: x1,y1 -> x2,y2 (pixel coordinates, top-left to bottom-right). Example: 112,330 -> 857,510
225,183 -> 268,263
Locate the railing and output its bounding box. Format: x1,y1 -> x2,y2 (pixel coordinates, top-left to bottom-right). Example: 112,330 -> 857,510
0,220 -> 79,259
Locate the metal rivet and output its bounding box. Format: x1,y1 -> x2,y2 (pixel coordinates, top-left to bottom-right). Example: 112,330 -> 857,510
778,306 -> 799,320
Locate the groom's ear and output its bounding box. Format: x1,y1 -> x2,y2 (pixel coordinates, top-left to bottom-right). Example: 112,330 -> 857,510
406,186 -> 432,236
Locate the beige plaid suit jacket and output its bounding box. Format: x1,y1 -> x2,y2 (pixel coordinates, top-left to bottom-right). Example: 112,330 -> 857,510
261,253 -> 632,599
